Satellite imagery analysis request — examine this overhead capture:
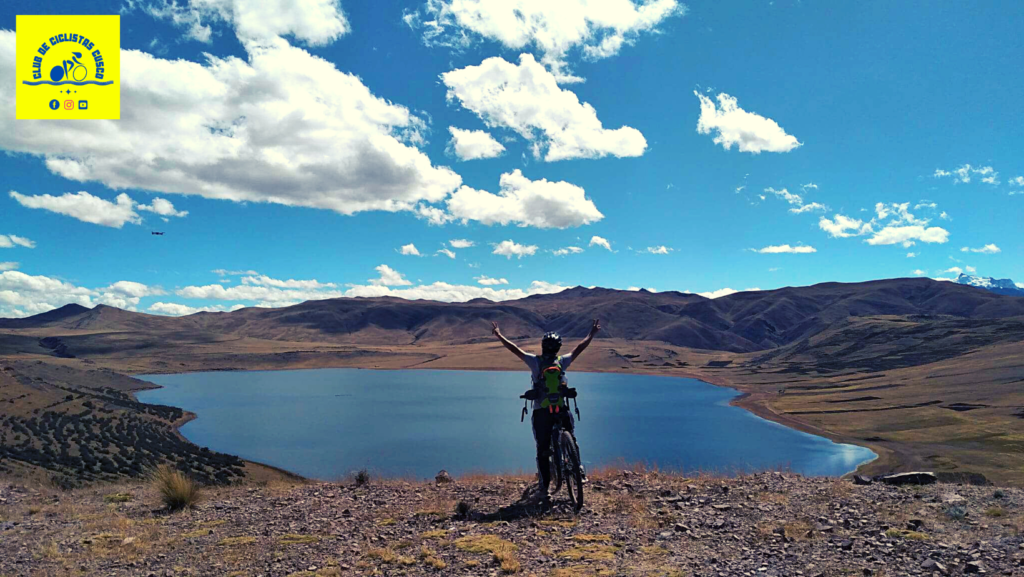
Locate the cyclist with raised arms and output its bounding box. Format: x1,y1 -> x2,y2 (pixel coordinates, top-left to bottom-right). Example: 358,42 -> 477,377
491,319 -> 600,498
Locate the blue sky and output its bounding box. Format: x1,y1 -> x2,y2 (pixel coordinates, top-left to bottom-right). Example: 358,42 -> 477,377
1,0 -> 1022,317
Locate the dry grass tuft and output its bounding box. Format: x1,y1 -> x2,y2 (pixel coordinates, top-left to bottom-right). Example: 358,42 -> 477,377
420,529 -> 449,539
182,528 -> 213,539
558,544 -> 619,561
424,555 -> 447,570
36,540 -> 61,560
538,519 -> 577,528
493,542 -> 521,573
984,507 -> 1006,518
151,466 -> 201,511
103,492 -> 133,503
783,520 -> 811,541
885,528 -> 929,540
605,494 -> 655,529
454,534 -> 516,555
573,534 -> 612,542
365,547 -> 397,564
218,536 -> 256,546
278,534 -> 321,545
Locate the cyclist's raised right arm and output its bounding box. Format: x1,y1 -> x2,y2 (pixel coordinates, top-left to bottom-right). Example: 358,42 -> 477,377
492,322 -> 528,362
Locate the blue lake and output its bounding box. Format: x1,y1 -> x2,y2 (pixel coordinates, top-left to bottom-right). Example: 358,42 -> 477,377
136,369 -> 875,480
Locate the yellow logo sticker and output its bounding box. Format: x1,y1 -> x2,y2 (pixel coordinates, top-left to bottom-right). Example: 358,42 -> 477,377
16,15 -> 120,120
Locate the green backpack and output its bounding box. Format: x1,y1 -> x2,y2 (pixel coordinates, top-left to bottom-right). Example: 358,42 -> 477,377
537,356 -> 566,409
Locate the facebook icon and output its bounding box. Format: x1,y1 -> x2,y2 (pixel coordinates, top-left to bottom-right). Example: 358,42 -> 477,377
49,99 -> 59,110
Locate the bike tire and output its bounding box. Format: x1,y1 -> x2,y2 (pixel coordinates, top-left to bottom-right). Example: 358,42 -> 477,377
550,437 -> 563,494
559,430 -> 583,512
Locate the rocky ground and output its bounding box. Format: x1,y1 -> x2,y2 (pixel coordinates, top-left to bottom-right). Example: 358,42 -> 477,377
1,469 -> 1022,577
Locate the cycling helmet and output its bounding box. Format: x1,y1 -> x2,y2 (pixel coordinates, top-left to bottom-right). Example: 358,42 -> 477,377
541,331 -> 562,354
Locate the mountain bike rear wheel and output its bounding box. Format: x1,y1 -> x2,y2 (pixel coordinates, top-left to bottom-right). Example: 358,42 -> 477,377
559,430 -> 583,512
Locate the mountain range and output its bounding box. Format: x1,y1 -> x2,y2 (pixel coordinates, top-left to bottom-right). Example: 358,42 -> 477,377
3,277 -> 1023,354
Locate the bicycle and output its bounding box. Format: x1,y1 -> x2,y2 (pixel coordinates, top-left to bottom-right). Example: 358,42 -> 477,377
520,385 -> 584,512
49,52 -> 87,82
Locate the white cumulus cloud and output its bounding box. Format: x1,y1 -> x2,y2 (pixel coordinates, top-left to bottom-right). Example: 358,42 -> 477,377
0,31 -> 462,220
755,244 -> 816,254
445,169 -> 603,229
0,271 -> 165,317
552,246 -> 583,256
492,240 -> 538,259
148,302 -> 246,316
400,243 -> 422,256
10,191 -> 141,228
0,262 -> 17,271
241,275 -> 337,289
866,226 -> 949,247
933,164 -> 999,185
697,287 -> 761,299
407,0 -> 682,82
589,236 -> 612,251
961,244 -> 1000,254
644,246 -> 673,255
442,54 -> 646,161
695,91 -> 801,154
369,264 -> 412,287
475,275 -> 508,286
344,279 -> 568,302
449,239 -> 475,248
0,234 -> 35,249
447,127 -> 505,160
790,202 -> 827,214
138,0 -> 350,46
137,197 -> 188,218
436,248 -> 456,259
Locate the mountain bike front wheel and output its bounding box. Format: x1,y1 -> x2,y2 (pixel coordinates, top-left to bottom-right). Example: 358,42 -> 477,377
550,438 -> 563,494
559,429 -> 583,512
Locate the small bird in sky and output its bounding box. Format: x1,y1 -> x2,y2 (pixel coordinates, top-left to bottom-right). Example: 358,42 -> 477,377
151,232 -> 165,236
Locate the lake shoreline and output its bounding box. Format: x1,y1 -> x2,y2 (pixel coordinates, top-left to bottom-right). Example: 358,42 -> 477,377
134,364 -> 878,481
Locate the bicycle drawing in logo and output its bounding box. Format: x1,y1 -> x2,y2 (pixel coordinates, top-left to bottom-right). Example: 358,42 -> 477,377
49,51 -> 88,82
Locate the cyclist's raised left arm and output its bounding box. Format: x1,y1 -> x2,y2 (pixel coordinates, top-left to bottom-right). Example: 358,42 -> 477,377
570,319 -> 601,359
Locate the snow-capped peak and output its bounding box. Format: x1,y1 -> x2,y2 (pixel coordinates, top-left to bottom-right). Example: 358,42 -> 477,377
955,273 -> 1024,296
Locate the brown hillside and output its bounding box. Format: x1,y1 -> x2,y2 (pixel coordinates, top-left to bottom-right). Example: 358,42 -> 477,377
4,278 -> 1023,354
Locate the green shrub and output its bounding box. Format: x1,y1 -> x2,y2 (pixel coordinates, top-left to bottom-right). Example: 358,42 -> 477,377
353,468 -> 370,487
944,505 -> 967,520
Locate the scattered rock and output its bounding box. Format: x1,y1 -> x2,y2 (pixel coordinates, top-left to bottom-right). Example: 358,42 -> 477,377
853,475 -> 873,485
879,472 -> 938,486
434,470 -> 452,485
1,471 -> 1020,576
